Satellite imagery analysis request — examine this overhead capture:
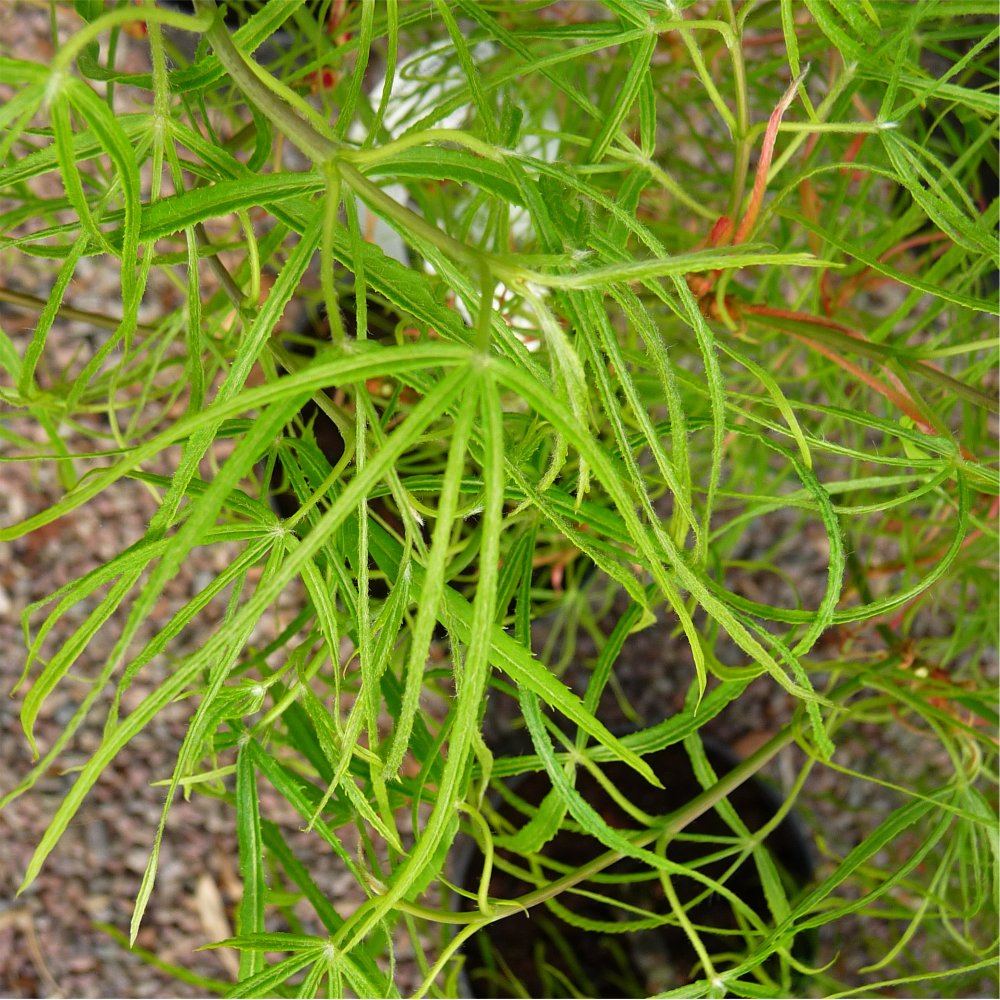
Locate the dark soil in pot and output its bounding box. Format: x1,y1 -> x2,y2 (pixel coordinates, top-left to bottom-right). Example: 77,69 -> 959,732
456,739 -> 815,998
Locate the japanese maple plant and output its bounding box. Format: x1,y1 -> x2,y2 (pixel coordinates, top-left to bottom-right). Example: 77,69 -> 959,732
0,1 -> 996,997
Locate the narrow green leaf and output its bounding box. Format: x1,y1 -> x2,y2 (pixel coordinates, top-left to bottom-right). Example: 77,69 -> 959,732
123,173 -> 325,246
0,322 -> 23,382
246,741 -> 367,882
130,560 -> 259,944
364,146 -> 521,204
525,246 -> 831,291
95,922 -> 229,994
236,744 -> 266,980
65,77 -> 142,299
789,796 -> 949,933
20,570 -> 139,757
260,820 -> 344,935
638,69 -> 656,158
432,0 -> 498,144
585,32 -> 656,163
50,91 -> 112,255
801,0 -> 868,61
384,383 -> 476,777
245,99 -> 273,174
881,129 -> 995,258
225,951 -> 322,1000
298,686 -> 405,854
500,519 -> 570,853
334,0 -> 375,140
208,933 -> 326,953
0,56 -> 48,84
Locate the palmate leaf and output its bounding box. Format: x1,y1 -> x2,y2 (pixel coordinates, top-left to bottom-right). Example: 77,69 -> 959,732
319,369 -> 506,966
366,520 -> 662,790
880,130 -> 997,260
14,356 -> 463,888
491,355 -> 835,747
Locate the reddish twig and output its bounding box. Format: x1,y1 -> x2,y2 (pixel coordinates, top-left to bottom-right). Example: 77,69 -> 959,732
732,66 -> 809,245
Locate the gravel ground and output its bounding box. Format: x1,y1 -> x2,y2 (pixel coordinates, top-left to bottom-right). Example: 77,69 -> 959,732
2,4 -> 997,999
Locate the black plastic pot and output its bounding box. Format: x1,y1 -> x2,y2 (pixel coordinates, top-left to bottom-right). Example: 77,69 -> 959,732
455,739 -> 815,998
